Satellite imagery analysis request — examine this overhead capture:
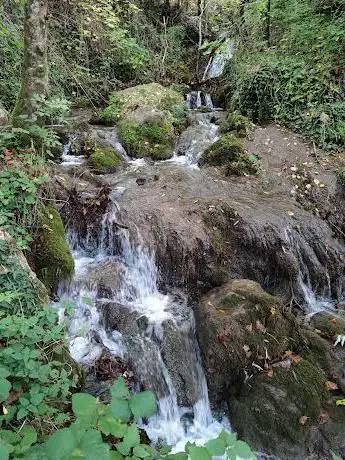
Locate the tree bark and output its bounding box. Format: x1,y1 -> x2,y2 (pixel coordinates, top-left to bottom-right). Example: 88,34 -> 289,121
265,0 -> 272,47
12,0 -> 48,126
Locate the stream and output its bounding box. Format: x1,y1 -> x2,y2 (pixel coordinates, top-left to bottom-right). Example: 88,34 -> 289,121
57,93 -> 345,457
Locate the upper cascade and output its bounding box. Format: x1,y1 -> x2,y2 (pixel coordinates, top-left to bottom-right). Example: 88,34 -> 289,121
185,91 -> 215,111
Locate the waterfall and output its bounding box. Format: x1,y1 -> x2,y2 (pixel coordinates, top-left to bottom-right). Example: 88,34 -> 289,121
283,227 -> 337,314
203,39 -> 233,81
58,204 -> 228,450
61,134 -> 86,166
185,91 -> 215,111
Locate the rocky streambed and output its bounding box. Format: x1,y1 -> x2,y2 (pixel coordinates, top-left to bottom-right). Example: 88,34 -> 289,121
54,87 -> 345,459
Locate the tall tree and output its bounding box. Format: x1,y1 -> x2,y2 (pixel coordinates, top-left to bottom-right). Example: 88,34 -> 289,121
12,0 -> 48,126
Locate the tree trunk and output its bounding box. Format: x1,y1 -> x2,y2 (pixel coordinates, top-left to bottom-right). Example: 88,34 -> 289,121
265,0 -> 272,47
12,0 -> 48,126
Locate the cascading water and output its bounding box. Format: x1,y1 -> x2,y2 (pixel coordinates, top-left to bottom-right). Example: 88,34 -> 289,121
203,39 -> 233,81
283,227 -> 338,315
186,91 -> 215,111
58,203 -> 228,450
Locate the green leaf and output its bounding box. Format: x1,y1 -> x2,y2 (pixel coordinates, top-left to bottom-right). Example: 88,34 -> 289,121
20,426 -> 37,448
109,399 -> 131,423
0,441 -> 9,460
133,445 -> 151,458
129,391 -> 156,419
111,377 -> 130,400
0,367 -> 10,379
234,440 -> 255,459
76,429 -> 110,460
219,431 -> 237,446
46,428 -> 76,459
188,446 -> 212,460
205,436 -> 226,456
116,424 -> 140,455
109,453 -> 124,460
336,399 -> 345,406
72,393 -> 98,428
0,378 -> 11,402
98,414 -> 128,437
166,454 -> 188,460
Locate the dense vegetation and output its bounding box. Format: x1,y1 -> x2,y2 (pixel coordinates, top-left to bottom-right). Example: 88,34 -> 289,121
216,0 -> 345,149
0,0 -> 344,458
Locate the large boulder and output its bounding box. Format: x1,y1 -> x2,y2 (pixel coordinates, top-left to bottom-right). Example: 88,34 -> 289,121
101,83 -> 185,160
195,279 -> 345,458
31,204 -> 75,293
199,135 -> 258,175
101,83 -> 184,124
117,107 -> 175,160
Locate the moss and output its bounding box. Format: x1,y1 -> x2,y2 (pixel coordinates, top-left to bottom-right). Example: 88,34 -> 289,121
117,119 -> 174,160
170,105 -> 188,133
230,360 -> 327,456
100,103 -> 123,125
310,312 -> 345,338
227,111 -> 251,137
33,205 -> 74,294
199,135 -> 258,175
337,167 -> 345,188
101,83 -> 184,124
88,147 -> 122,174
199,135 -> 245,166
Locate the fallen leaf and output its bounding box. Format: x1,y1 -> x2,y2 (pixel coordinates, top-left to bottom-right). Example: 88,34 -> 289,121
299,415 -> 309,425
267,368 -> 273,378
287,211 -> 295,217
284,351 -> 303,363
325,381 -> 338,391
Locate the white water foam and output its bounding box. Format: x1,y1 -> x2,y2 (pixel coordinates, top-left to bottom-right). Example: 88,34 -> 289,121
58,206 -> 228,451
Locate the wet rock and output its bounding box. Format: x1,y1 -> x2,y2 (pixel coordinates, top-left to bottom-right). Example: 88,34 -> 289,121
176,113 -> 218,159
161,319 -> 199,406
196,279 -> 345,458
195,279 -> 294,401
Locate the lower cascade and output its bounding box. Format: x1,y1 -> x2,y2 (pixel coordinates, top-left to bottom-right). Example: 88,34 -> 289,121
58,205 -> 229,450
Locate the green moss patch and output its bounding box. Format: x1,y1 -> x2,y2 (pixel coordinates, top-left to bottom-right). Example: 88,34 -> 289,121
88,147 -> 122,174
33,205 -> 74,293
100,83 -> 184,124
199,135 -> 258,176
220,111 -> 251,138
230,360 -> 327,456
118,118 -> 174,160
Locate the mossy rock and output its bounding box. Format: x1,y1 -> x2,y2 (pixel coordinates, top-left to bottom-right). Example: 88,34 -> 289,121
33,205 -> 74,293
199,135 -> 258,175
100,83 -> 184,124
199,135 -> 244,166
88,147 -> 122,174
117,108 -> 175,160
220,111 -> 251,138
229,360 -> 327,458
310,312 -> 345,339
